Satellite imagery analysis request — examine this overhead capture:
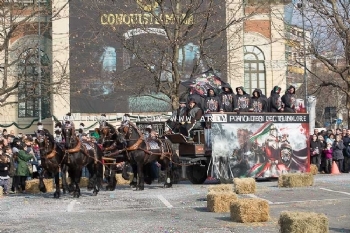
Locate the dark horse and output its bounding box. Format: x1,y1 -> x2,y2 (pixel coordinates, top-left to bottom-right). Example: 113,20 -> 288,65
35,130 -> 69,198
61,126 -> 103,197
117,122 -> 179,191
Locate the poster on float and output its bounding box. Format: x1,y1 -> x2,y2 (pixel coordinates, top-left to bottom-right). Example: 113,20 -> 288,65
208,114 -> 310,179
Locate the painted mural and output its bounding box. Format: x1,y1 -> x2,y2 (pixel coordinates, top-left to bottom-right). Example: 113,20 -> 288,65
208,114 -> 310,179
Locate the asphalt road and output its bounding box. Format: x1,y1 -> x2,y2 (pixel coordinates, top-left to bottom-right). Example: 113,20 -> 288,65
1,174 -> 350,233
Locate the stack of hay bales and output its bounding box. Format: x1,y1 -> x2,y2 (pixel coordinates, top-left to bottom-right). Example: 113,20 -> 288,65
233,178 -> 256,194
278,173 -> 314,188
279,211 -> 329,233
115,173 -> 134,185
207,184 -> 237,213
25,179 -> 54,194
230,198 -> 270,223
309,164 -> 318,175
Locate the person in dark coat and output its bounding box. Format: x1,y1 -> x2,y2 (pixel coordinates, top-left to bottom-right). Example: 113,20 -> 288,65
251,88 -> 268,112
234,86 -> 253,112
204,88 -> 221,113
268,86 -> 284,112
186,90 -> 204,111
219,84 -> 235,112
332,134 -> 345,172
166,99 -> 188,133
310,134 -> 321,170
184,99 -> 203,138
281,85 -> 297,113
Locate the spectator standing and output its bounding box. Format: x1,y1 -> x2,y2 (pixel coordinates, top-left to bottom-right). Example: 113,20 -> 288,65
342,129 -> 350,172
0,149 -> 11,195
310,134 -> 321,170
323,142 -> 333,174
332,134 -> 345,173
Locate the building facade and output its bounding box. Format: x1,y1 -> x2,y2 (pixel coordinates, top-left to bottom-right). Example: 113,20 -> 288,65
0,0 -> 293,134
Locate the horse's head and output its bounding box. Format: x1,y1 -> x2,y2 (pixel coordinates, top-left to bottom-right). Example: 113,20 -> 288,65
62,126 -> 76,149
35,131 -> 54,155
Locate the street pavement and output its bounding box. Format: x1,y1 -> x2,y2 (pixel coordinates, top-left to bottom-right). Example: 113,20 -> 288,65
1,174 -> 350,233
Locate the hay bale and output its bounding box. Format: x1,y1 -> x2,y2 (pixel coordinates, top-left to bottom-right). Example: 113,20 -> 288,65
278,173 -> 314,188
230,198 -> 269,223
59,177 -> 90,188
115,173 -> 133,185
208,184 -> 233,193
279,211 -> 329,233
207,192 -> 238,213
0,186 -> 3,196
310,164 -> 318,175
233,178 -> 256,194
25,179 -> 54,194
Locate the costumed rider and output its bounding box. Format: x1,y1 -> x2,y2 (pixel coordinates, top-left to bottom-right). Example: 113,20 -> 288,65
121,114 -> 131,126
185,99 -> 203,139
268,86 -> 284,112
281,85 -> 297,113
166,99 -> 187,133
204,88 -> 221,113
62,112 -> 75,131
78,123 -> 85,140
234,86 -> 253,112
251,89 -> 268,112
99,114 -> 107,128
54,122 -> 64,144
219,84 -> 236,112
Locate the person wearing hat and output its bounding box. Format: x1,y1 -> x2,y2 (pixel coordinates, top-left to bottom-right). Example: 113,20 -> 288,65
184,99 -> 203,138
268,86 -> 284,112
167,99 -> 188,133
78,123 -> 85,140
121,114 -> 131,126
62,112 -> 75,130
144,125 -> 158,140
11,138 -> 35,193
37,122 -> 44,134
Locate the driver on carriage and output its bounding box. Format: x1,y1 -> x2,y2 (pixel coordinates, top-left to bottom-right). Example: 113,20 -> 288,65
62,112 -> 75,132
121,113 -> 131,126
144,125 -> 158,140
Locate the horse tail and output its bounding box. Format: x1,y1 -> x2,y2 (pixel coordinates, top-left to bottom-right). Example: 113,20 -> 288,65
95,143 -> 104,189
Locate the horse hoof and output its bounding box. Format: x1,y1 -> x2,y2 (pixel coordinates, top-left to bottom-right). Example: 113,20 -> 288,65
92,192 -> 98,196
54,193 -> 60,198
164,183 -> 173,188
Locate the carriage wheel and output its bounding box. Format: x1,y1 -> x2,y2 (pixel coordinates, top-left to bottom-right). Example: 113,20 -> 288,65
186,163 -> 208,184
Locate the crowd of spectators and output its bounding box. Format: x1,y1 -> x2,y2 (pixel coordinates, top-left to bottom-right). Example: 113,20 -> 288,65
310,128 -> 350,174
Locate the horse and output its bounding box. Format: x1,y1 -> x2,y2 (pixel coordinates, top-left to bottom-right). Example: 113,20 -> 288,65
61,126 -> 104,197
35,130 -> 70,198
117,121 -> 179,191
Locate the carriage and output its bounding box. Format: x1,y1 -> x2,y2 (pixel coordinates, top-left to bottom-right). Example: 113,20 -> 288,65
138,112 -> 311,184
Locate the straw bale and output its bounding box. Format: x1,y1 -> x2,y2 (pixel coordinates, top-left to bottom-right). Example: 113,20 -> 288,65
208,184 -> 233,193
25,179 -> 54,194
279,211 -> 329,233
310,164 -> 318,175
233,178 -> 256,194
278,173 -> 314,188
230,198 -> 269,223
0,186 -> 3,196
115,173 -> 133,185
79,177 -> 89,187
207,192 -> 238,213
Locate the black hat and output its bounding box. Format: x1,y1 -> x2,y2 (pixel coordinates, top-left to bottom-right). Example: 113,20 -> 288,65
54,130 -> 61,134
188,99 -> 196,104
37,122 -> 43,126
124,114 -> 130,117
66,112 -> 71,116
80,123 -> 85,127
3,129 -> 7,133
179,99 -> 186,104
101,114 -> 106,117
55,122 -> 62,128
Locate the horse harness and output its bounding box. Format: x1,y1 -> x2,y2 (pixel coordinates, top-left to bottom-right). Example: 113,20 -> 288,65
65,137 -> 99,165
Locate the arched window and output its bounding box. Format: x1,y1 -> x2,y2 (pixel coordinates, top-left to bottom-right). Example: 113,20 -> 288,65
244,46 -> 266,96
18,48 -> 51,118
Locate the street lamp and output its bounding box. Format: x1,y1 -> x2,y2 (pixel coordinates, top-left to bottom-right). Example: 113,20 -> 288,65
297,0 -> 308,113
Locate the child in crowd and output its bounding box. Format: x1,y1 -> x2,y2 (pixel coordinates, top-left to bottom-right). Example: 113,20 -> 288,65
323,142 -> 333,174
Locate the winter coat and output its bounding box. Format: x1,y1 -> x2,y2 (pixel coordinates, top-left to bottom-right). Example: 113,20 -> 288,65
234,86 -> 253,112
332,140 -> 344,160
251,88 -> 268,112
220,85 -> 235,112
281,85 -> 296,113
15,150 -> 33,177
310,140 -> 321,156
268,87 -> 283,112
323,148 -> 333,160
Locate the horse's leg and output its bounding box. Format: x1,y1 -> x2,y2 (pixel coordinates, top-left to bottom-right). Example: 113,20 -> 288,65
38,169 -> 47,193
130,164 -> 137,188
61,165 -> 69,194
163,159 -> 173,188
72,169 -> 82,198
110,164 -> 116,191
136,162 -> 144,191
54,172 -> 61,198
86,163 -> 95,191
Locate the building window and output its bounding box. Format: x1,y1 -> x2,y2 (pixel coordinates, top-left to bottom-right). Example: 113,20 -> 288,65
244,46 -> 266,96
18,48 -> 51,118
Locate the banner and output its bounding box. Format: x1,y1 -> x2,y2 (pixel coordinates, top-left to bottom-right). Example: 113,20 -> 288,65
69,0 -> 227,113
208,113 -> 310,179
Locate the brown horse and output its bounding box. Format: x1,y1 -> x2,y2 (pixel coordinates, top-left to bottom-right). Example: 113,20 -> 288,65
61,126 -> 103,197
117,122 -> 178,191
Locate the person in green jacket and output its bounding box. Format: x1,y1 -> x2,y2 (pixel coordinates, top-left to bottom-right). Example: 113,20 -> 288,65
12,138 -> 34,193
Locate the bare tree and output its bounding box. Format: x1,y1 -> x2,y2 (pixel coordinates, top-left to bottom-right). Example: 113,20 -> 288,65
295,0 -> 350,127
0,0 -> 69,117
70,0 -> 263,112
